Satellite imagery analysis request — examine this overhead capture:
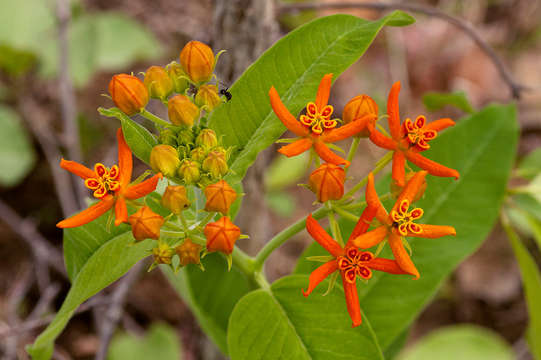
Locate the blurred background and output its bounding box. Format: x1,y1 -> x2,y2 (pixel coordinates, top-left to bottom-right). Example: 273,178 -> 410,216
1,0 -> 540,359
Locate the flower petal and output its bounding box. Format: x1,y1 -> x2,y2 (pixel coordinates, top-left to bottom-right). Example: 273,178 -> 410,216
387,81 -> 402,141
393,171 -> 427,213
368,129 -> 396,150
321,115 -> 375,143
313,142 -> 349,167
388,232 -> 419,279
351,226 -> 388,249
366,173 -> 389,224
340,272 -> 362,327
60,159 -> 95,180
348,204 -> 377,243
368,257 -> 408,274
425,118 -> 455,132
114,196 -> 128,226
116,128 -> 133,188
407,224 -> 456,238
302,260 -> 338,297
391,151 -> 406,188
269,86 -> 309,137
405,151 -> 460,179
277,138 -> 313,157
315,73 -> 333,110
123,173 -> 163,199
306,214 -> 343,257
56,195 -> 114,228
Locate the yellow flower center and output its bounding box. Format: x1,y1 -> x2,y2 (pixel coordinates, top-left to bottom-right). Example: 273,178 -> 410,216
390,199 -> 423,236
84,163 -> 121,199
300,102 -> 337,135
403,115 -> 437,150
337,248 -> 374,283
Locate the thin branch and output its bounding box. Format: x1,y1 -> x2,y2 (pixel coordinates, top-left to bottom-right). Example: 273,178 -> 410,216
278,1 -> 529,99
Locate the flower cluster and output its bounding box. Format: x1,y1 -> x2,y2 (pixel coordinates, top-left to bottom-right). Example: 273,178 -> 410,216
269,74 -> 459,327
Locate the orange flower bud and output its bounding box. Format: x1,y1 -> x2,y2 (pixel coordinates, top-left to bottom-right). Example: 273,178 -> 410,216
108,74 -> 149,115
152,242 -> 174,264
195,128 -> 218,149
168,94 -> 200,127
204,216 -> 240,254
391,171 -> 427,201
167,61 -> 189,94
204,180 -> 237,215
150,144 -> 180,177
175,238 -> 202,266
179,40 -> 215,84
343,95 -> 378,137
190,147 -> 207,162
202,149 -> 228,179
195,85 -> 221,111
161,185 -> 190,214
128,206 -> 164,241
178,159 -> 201,185
309,163 -> 345,202
144,65 -> 173,100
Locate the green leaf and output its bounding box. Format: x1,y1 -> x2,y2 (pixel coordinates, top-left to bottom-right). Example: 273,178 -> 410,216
0,106 -> 36,186
265,152 -> 309,191
517,147 -> 541,180
296,104 -> 518,351
208,12 -> 415,185
162,253 -> 255,355
422,91 -> 475,114
397,325 -> 514,360
227,275 -> 384,360
27,234 -> 152,359
108,323 -> 182,360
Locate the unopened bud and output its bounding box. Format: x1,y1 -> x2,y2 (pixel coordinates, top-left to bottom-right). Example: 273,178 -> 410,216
190,147 -> 207,162
204,180 -> 237,215
343,95 -> 378,137
167,62 -> 189,94
152,242 -> 174,265
158,128 -> 177,147
128,206 -> 164,241
175,239 -> 202,266
177,128 -> 194,146
150,144 -> 180,177
161,185 -> 190,214
204,216 -> 240,254
391,171 -> 427,201
195,85 -> 221,111
144,65 -> 173,100
168,94 -> 200,127
195,128 -> 218,149
202,149 -> 228,178
108,74 -> 149,115
178,159 -> 201,185
179,41 -> 215,84
309,163 -> 345,202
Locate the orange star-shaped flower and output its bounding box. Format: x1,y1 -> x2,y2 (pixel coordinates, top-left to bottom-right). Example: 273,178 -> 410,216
368,81 -> 459,187
57,129 -> 163,228
303,211 -> 407,327
269,74 -> 375,167
350,171 -> 456,279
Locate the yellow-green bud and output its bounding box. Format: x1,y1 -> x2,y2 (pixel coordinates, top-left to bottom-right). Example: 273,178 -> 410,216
152,242 -> 174,265
177,145 -> 190,160
161,185 -> 190,214
190,147 -> 207,162
195,128 -> 218,149
150,144 -> 180,177
195,85 -> 221,111
177,128 -> 194,145
168,94 -> 200,127
202,149 -> 228,178
178,159 -> 201,185
158,128 -> 178,147
144,65 -> 173,100
167,61 -> 189,94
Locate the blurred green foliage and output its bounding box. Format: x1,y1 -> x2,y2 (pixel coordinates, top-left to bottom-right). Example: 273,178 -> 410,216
423,90 -> 475,114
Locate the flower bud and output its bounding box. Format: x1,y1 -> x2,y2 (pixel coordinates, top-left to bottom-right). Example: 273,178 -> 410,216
128,206 -> 164,241
175,238 -> 202,266
204,216 -> 240,254
391,171 -> 427,201
343,95 -> 378,137
158,128 -> 178,147
202,149 -> 228,178
152,242 -> 174,265
195,128 -> 218,149
178,159 -> 201,185
190,147 -> 207,162
309,163 -> 345,202
161,185 -> 190,214
150,144 -> 180,177
144,65 -> 173,100
204,180 -> 237,215
179,40 -> 215,84
168,94 -> 200,127
108,74 -> 149,115
177,128 -> 194,146
195,85 -> 221,111
167,61 -> 189,94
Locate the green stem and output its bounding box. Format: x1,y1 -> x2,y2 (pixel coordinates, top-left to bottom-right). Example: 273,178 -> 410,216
332,206 -> 360,222
343,151 -> 393,199
140,109 -> 171,128
345,137 -> 360,174
178,212 -> 190,233
198,212 -> 216,227
327,206 -> 344,246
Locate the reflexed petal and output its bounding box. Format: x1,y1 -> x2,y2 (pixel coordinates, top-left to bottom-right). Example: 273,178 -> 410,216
340,273 -> 362,327
114,196 -> 128,226
388,233 -> 419,279
315,73 -> 333,110
415,115 -> 426,128
368,129 -> 396,150
392,151 -> 406,187
348,204 -> 377,243
393,171 -> 428,213
321,115 -> 374,143
425,118 -> 455,132
306,214 -> 343,257
278,138 -> 313,157
60,159 -> 95,179
406,151 -> 460,179
117,128 -> 133,188
368,257 -> 407,274
302,260 -> 338,297
56,195 -> 115,228
356,265 -> 372,279
365,173 -> 388,224
351,226 -> 388,249
124,173 -> 163,199
387,81 -> 402,140
269,86 -> 309,137
313,142 -> 349,167
407,224 -> 456,238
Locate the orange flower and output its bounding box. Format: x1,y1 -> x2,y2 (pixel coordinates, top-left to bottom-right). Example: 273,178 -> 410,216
308,163 -> 345,202
204,180 -> 237,215
176,239 -> 202,266
368,81 -> 459,187
350,172 -> 456,279
128,206 -> 164,241
269,74 -> 375,167
57,129 -> 162,228
303,213 -> 407,327
204,216 -> 240,254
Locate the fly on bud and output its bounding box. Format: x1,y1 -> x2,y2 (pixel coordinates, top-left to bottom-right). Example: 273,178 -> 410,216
176,239 -> 202,267
204,180 -> 237,215
343,94 -> 378,137
179,40 -> 215,84
309,163 -> 345,202
202,148 -> 228,178
150,144 -> 180,177
128,206 -> 164,241
178,159 -> 201,185
204,216 -> 241,255
161,185 -> 190,214
195,85 -> 221,111
108,74 -> 149,115
167,62 -> 190,94
168,94 -> 200,127
195,128 -> 218,149
144,65 -> 174,101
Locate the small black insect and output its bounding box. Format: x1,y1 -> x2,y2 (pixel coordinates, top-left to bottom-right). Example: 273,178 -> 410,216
220,87 -> 232,101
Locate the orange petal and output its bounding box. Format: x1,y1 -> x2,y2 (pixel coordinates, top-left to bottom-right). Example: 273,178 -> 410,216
114,196 -> 128,226
351,226 -> 388,249
368,257 -> 408,275
393,171 -> 428,213
405,151 -> 460,179
277,138 -> 313,157
425,118 -> 455,132
116,128 -> 133,188
321,115 -> 375,143
56,195 -> 114,228
365,173 -> 389,224
340,272 -> 362,327
315,73 -> 333,110
388,232 -> 419,279
387,81 -> 401,140
392,151 -> 406,188
302,260 -> 338,297
123,173 -> 163,199
269,86 -> 309,137
313,142 -> 349,167
368,129 -> 396,150
306,214 -> 343,257
348,204 -> 377,243
60,159 -> 95,180
408,224 -> 456,238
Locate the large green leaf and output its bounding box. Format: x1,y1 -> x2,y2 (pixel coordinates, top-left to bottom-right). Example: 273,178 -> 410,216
422,91 -> 474,114
227,275 -> 384,360
296,104 -> 518,351
208,11 -> 415,184
517,147 -> 541,180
